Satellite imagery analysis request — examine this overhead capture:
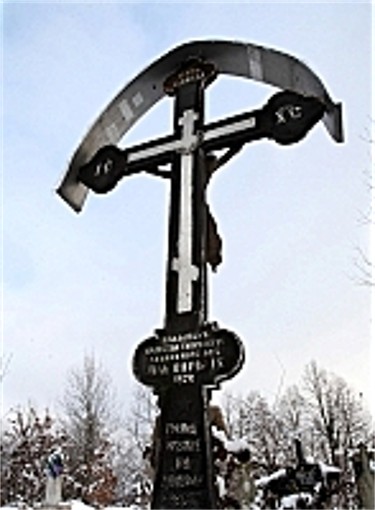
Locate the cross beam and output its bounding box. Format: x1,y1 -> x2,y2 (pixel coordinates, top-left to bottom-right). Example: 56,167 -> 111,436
79,90 -> 325,194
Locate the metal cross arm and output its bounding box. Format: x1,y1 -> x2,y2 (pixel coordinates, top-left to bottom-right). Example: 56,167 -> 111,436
78,90 -> 326,194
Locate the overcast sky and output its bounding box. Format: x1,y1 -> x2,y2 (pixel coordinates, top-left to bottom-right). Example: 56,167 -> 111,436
2,1 -> 373,418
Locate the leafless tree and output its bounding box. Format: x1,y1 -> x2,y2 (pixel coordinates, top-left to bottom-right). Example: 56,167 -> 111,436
221,392 -> 245,438
125,384 -> 157,450
59,354 -> 119,505
114,384 -> 157,507
353,143 -> 374,287
275,384 -> 310,464
303,361 -> 373,464
276,385 -> 305,436
222,391 -> 284,472
353,246 -> 374,287
0,353 -> 13,383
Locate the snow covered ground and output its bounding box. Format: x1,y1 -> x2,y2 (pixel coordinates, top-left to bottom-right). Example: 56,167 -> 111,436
0,503 -> 141,510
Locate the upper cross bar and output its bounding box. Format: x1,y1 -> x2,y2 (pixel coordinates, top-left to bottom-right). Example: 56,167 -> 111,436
78,90 -> 325,194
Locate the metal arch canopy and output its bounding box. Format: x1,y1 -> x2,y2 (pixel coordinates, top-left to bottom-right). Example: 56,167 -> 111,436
57,39 -> 344,212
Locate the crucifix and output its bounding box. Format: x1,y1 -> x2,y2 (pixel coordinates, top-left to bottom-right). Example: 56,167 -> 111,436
57,40 -> 343,509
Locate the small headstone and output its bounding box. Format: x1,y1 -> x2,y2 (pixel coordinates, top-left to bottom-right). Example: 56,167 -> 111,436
45,450 -> 63,507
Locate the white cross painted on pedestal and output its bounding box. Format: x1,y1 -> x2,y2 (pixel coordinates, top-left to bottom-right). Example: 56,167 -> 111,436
171,109 -> 200,313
